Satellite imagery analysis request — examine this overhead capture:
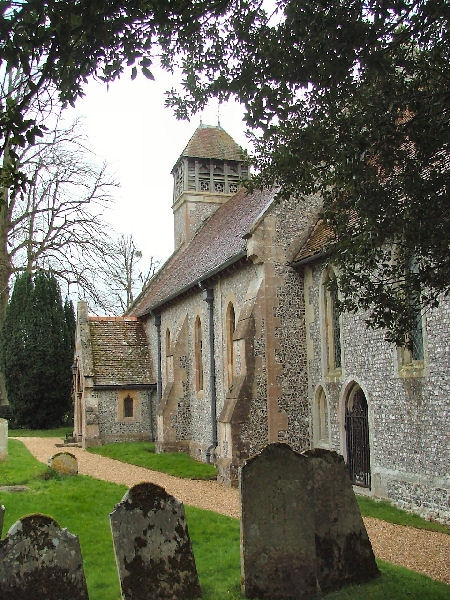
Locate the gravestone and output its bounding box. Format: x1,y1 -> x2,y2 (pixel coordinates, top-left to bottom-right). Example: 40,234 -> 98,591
240,444 -> 379,599
0,514 -> 89,600
0,505 -> 4,538
0,418 -> 7,461
110,482 -> 201,600
48,451 -> 78,475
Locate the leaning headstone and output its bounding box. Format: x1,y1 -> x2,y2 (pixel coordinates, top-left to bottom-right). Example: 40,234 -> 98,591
0,514 -> 89,599
240,444 -> 379,599
110,482 -> 201,600
0,505 -> 4,538
308,448 -> 379,592
0,418 -> 7,461
48,451 -> 78,475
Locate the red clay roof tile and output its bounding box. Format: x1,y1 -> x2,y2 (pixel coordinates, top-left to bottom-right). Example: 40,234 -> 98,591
174,124 -> 244,166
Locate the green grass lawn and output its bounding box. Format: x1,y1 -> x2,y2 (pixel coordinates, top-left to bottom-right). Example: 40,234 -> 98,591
356,494 -> 450,535
1,439 -> 449,600
88,441 -> 218,480
9,426 -> 73,438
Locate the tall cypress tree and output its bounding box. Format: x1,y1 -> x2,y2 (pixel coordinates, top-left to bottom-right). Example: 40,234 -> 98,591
1,272 -> 33,426
1,271 -> 75,428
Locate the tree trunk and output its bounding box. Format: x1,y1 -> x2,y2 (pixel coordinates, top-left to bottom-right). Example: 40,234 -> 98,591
0,148 -> 14,405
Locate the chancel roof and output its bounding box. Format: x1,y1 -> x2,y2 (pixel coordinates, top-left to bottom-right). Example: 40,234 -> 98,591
129,186 -> 275,317
88,317 -> 154,386
174,124 -> 244,167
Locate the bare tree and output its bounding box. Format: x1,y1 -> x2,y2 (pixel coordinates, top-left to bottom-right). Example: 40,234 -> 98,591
102,234 -> 160,313
1,68 -> 160,319
5,111 -> 119,308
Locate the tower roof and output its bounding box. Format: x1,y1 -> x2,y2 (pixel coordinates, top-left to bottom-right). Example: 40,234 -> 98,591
172,124 -> 244,170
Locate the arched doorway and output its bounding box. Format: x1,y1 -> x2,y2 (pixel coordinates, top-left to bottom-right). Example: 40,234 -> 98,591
345,384 -> 371,488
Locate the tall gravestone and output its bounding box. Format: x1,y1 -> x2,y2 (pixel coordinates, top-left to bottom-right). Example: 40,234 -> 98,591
0,514 -> 89,600
110,482 -> 202,600
240,444 -> 379,599
0,418 -> 7,461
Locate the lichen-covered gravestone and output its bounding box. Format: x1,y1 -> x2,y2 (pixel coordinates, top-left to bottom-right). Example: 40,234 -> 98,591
240,444 -> 379,599
0,418 -> 7,461
110,482 -> 202,600
48,451 -> 78,475
0,514 -> 89,600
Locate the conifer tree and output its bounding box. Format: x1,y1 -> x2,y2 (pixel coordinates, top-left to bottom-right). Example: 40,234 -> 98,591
1,271 -> 75,428
0,272 -> 33,425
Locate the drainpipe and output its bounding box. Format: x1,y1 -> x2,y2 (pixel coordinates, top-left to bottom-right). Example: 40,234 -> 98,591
202,286 -> 217,464
153,313 -> 162,442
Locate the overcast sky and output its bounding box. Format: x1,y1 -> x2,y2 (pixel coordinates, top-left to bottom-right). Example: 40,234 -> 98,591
69,68 -> 249,267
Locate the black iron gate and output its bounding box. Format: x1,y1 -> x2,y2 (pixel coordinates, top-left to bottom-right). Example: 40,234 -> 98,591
345,387 -> 371,488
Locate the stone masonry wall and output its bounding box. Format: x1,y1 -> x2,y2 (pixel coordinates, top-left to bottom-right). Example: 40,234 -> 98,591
97,389 -> 152,444
243,193 -> 321,458
305,261 -> 450,523
143,261 -> 262,470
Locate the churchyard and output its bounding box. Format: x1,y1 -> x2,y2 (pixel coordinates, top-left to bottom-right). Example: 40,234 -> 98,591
0,432 -> 449,600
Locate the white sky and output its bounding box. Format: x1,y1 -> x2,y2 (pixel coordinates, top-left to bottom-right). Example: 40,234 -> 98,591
69,68 -> 249,267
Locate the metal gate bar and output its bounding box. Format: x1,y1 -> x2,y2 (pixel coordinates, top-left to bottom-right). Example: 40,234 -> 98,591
345,390 -> 371,489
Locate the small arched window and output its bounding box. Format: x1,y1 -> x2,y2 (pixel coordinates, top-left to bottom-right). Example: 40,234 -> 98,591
323,268 -> 342,372
226,302 -> 236,388
194,316 -> 204,392
124,395 -> 134,418
313,386 -> 329,447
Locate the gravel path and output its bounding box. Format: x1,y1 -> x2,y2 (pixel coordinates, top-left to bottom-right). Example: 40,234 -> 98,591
13,437 -> 450,585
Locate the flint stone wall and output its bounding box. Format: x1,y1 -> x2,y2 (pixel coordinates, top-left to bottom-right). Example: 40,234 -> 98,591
240,444 -> 378,599
110,482 -> 201,600
0,418 -> 7,461
0,514 -> 88,600
304,262 -> 450,524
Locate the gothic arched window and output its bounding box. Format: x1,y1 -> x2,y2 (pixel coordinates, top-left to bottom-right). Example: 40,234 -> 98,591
313,386 -> 329,447
323,268 -> 342,373
226,302 -> 236,389
194,317 -> 204,392
165,328 -> 171,380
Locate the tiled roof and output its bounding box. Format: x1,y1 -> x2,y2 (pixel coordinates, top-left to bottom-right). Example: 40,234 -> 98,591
292,219 -> 331,264
88,317 -> 154,386
293,212 -> 362,264
175,124 -> 244,165
129,186 -> 275,317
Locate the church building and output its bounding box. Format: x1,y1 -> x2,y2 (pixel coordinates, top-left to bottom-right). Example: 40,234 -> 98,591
73,124 -> 449,524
